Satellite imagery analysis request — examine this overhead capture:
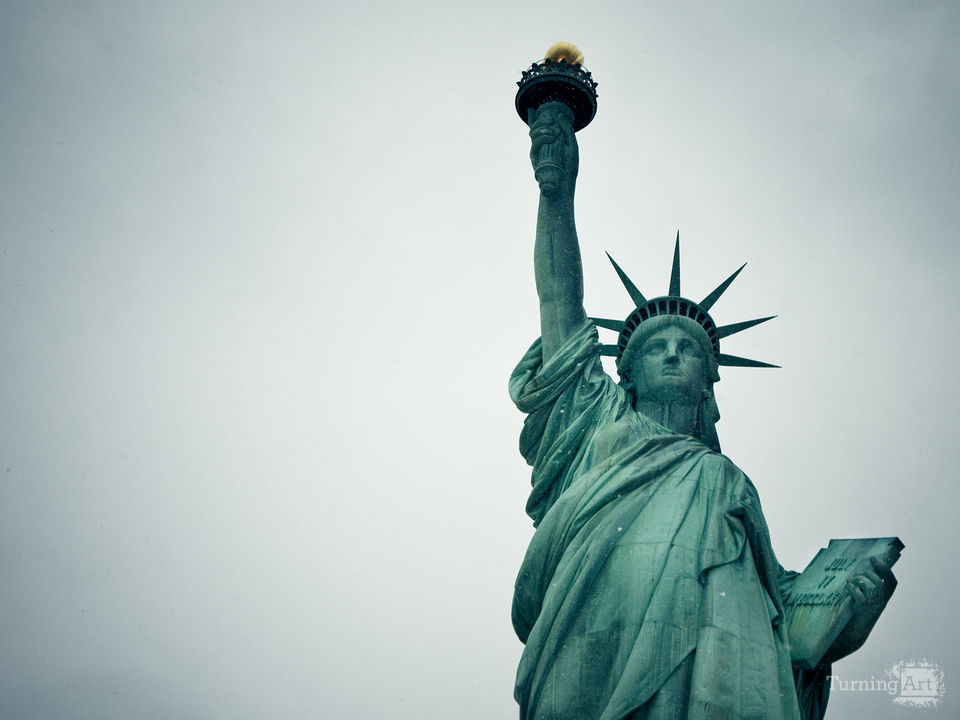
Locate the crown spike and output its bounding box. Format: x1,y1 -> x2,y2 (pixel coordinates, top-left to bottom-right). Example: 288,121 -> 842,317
590,317 -> 626,332
606,252 -> 647,307
716,315 -> 777,339
599,344 -> 620,357
700,262 -> 747,311
669,232 -> 681,297
718,353 -> 780,369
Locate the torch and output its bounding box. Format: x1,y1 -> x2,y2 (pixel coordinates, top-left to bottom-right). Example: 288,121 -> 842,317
515,42 -> 598,195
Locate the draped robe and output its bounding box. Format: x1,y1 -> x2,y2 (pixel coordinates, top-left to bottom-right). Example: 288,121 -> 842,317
510,321 -> 829,720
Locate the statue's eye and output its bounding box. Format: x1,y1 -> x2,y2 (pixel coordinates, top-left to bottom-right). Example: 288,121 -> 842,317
643,340 -> 667,355
678,340 -> 703,357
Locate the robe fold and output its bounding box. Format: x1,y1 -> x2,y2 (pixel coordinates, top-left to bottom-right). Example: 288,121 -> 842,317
510,321 -> 829,720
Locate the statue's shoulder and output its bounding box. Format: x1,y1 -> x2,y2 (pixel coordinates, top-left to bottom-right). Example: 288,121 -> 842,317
702,449 -> 741,472
705,452 -> 769,510
691,447 -> 755,490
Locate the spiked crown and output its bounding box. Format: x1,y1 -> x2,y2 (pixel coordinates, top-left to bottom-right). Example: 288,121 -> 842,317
593,234 -> 778,369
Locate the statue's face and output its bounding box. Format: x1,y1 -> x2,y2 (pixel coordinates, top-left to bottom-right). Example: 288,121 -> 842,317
628,325 -> 708,404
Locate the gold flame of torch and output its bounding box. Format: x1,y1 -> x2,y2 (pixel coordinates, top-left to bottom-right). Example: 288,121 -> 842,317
544,41 -> 584,66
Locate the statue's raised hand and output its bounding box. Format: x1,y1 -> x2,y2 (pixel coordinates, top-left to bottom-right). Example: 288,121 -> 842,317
528,102 -> 579,198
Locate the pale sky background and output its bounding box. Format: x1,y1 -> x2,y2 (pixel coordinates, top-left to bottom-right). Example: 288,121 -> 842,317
1,2 -> 958,718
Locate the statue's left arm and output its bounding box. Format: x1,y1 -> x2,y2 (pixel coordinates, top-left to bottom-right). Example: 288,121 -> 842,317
820,556 -> 897,664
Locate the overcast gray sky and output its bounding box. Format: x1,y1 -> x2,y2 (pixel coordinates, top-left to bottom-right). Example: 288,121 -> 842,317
1,2 -> 958,718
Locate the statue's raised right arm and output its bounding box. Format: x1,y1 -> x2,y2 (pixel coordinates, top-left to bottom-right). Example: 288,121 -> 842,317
529,102 -> 588,361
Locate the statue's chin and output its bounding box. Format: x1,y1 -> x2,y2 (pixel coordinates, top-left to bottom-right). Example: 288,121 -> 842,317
635,385 -> 702,406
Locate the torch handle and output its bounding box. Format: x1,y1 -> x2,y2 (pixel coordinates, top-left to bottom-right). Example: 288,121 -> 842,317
529,101 -> 576,198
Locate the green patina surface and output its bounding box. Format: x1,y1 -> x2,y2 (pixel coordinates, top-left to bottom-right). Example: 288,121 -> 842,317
510,92 -> 899,720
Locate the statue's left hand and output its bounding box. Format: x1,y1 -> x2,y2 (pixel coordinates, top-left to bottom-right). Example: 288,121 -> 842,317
823,556 -> 897,663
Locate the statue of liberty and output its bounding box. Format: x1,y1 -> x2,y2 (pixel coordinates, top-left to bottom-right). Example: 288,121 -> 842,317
510,47 -> 897,720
